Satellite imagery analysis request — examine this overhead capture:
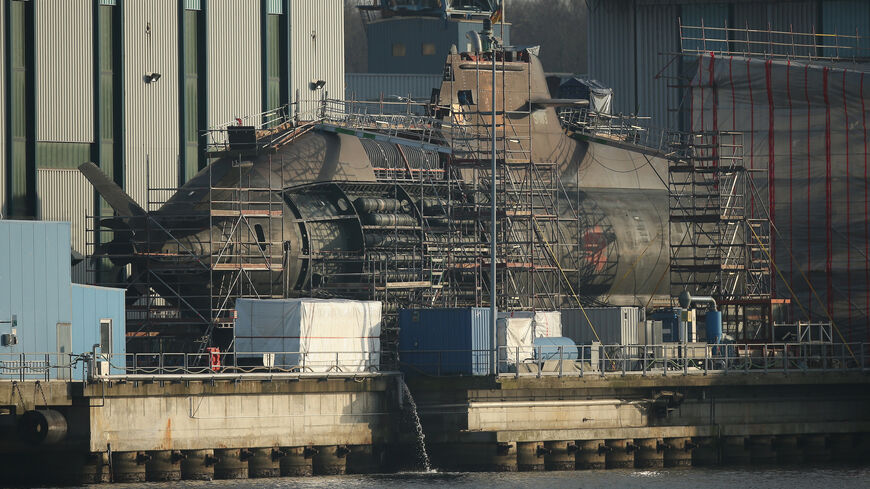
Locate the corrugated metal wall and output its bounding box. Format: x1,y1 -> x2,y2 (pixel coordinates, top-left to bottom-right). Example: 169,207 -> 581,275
345,73 -> 443,102
37,169 -> 94,284
35,0 -> 93,143
822,0 -> 870,52
588,0 -> 870,128
124,0 -> 181,208
289,0 -> 344,118
206,1 -> 262,127
587,0 -> 636,115
635,4 -> 680,129
0,221 -> 72,356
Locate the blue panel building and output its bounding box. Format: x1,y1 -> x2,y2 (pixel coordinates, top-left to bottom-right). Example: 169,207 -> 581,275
0,221 -> 125,378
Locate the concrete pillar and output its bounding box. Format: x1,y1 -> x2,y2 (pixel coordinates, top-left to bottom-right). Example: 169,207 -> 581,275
828,434 -> 859,463
248,448 -> 281,478
604,439 -> 635,469
347,445 -> 381,474
634,438 -> 664,468
516,442 -> 546,471
543,440 -> 577,471
214,448 -> 250,479
663,437 -> 694,467
279,447 -> 315,476
180,449 -> 216,480
575,440 -> 605,470
750,436 -> 776,465
112,451 -> 149,483
800,434 -> 830,464
722,436 -> 750,465
449,442 -> 517,472
50,451 -> 109,485
774,435 -> 801,465
145,450 -> 182,481
691,437 -> 719,466
313,445 -> 348,475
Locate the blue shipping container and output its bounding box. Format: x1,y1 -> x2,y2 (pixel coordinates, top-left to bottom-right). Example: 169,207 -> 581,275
398,308 -> 491,376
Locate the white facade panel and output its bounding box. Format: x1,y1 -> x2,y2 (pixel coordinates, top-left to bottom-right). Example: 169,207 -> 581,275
123,0 -> 181,208
37,169 -> 94,284
289,0 -> 345,119
35,0 -> 94,143
207,1 -> 262,128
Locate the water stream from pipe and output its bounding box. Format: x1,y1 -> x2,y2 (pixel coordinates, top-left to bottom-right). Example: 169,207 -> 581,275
400,379 -> 432,472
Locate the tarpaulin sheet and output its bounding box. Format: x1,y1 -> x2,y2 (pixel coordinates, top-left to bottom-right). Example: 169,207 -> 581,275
496,311 -> 562,365
235,298 -> 381,372
687,54 -> 870,341
499,310 -> 562,337
497,317 -> 534,364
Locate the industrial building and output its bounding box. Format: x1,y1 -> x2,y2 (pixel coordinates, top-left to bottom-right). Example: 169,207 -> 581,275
0,220 -> 126,378
584,0 -> 870,341
587,0 -> 870,128
0,0 -> 345,282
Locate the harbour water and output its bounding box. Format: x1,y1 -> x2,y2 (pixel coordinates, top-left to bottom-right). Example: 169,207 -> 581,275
65,466 -> 869,489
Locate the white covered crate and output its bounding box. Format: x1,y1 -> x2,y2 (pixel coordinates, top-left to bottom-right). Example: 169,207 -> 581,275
497,310 -> 562,365
234,298 -> 381,373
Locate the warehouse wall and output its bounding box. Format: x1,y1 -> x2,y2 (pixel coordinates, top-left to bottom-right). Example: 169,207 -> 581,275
206,1 -> 262,128
587,0 -> 870,129
289,0 -> 344,118
0,0 -> 345,286
35,0 -> 93,143
37,169 -> 94,284
124,0 -> 181,208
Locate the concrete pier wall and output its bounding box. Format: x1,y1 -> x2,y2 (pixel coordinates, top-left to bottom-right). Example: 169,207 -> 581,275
408,372 -> 870,445
85,377 -> 398,452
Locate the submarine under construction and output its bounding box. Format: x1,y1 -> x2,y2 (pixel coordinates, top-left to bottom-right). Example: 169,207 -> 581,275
84,24 -> 696,354
0,16 -> 868,485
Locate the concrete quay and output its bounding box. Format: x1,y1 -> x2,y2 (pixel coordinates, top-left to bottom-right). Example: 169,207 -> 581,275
0,370 -> 868,484
408,371 -> 870,471
0,374 -> 402,484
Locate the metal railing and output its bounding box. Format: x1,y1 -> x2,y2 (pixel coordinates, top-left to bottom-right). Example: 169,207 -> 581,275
3,343 -> 867,382
398,343 -> 870,378
558,107 -> 691,159
0,352 -> 86,382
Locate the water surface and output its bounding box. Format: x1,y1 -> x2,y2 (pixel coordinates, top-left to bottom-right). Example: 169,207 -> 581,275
78,465 -> 870,489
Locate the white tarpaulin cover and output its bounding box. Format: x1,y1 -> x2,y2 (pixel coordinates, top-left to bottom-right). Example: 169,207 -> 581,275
496,311 -> 562,365
235,298 -> 381,372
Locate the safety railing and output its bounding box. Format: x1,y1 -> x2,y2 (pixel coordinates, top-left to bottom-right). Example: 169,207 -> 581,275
90,351 -> 382,378
3,343 -> 867,381
0,352 -> 85,382
398,342 -> 870,378
558,107 -> 690,159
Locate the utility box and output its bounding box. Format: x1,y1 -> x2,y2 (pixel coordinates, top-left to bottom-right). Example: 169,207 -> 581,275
562,307 -> 644,345
398,308 -> 492,376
